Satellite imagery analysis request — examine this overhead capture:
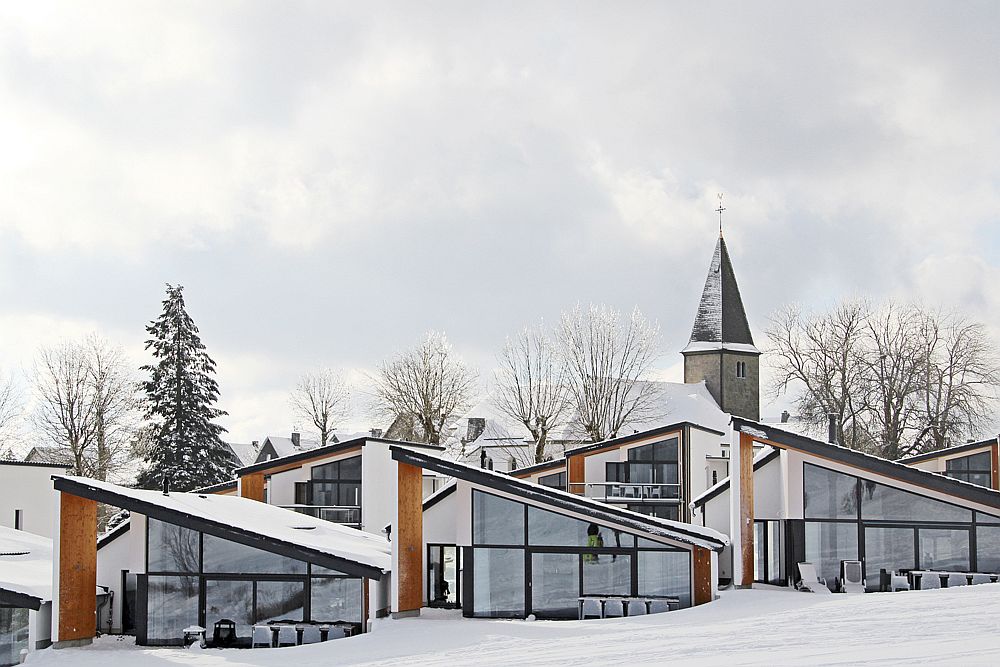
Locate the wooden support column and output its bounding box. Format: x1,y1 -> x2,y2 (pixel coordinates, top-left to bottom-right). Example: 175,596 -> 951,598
57,492 -> 97,647
396,461 -> 423,615
992,441 -> 999,491
568,455 -> 585,495
692,547 -> 713,605
240,472 -> 265,502
739,431 -> 755,588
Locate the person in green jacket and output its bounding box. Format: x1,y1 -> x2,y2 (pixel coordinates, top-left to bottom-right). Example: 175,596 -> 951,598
584,523 -> 604,563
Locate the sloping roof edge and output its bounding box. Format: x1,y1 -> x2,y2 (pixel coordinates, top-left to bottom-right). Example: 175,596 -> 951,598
732,418 -> 1000,511
564,421 -> 726,457
391,445 -> 728,552
237,437 -> 445,476
53,476 -> 386,580
898,438 -> 998,465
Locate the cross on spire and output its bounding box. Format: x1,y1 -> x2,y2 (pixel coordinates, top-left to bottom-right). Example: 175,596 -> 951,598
716,192 -> 725,237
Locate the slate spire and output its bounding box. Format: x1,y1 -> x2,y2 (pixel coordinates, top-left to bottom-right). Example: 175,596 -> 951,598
683,235 -> 758,352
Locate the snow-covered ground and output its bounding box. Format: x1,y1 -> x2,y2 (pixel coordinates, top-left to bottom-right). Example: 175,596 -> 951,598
26,585 -> 1000,666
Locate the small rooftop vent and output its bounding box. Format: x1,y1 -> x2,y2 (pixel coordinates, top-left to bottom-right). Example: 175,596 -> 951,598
291,526 -> 316,531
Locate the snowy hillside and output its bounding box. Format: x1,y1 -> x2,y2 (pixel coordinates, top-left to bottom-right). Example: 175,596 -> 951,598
26,585 -> 1000,666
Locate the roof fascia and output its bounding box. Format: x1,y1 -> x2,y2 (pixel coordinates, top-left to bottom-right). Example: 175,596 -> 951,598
53,476 -> 383,580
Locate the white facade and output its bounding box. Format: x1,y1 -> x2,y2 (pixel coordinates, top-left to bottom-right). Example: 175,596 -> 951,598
0,462 -> 69,539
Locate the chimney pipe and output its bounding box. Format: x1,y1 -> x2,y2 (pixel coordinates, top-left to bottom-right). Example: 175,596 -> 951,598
291,431 -> 301,447
780,410 -> 790,424
480,448 -> 488,469
828,414 -> 838,445
162,475 -> 170,496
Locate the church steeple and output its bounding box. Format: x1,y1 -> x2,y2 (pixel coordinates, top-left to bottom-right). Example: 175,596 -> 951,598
684,235 -> 757,352
682,230 -> 760,420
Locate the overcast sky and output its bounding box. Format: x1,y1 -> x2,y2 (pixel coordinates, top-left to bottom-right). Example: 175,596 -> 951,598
1,2 -> 998,446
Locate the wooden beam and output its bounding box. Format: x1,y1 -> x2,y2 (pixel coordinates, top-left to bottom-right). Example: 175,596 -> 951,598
240,472 -> 266,502
396,461 -> 423,613
993,442 -> 999,491
58,492 -> 97,644
739,431 -> 755,587
692,546 -> 713,605
567,455 -> 585,494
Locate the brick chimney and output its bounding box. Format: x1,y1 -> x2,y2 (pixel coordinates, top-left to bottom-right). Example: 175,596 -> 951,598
291,431 -> 301,447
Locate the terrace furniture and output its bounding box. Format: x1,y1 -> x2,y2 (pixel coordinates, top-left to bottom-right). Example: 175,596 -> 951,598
182,625 -> 206,647
577,596 -> 679,619
213,619 -> 238,647
251,625 -> 272,648
839,560 -> 864,594
796,562 -> 832,594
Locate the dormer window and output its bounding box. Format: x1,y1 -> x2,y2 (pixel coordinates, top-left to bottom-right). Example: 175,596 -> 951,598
736,361 -> 747,379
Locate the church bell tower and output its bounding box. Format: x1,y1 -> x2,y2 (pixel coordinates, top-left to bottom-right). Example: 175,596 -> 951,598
681,223 -> 761,421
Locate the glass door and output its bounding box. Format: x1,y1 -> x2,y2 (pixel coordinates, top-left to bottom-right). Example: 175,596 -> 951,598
428,545 -> 460,608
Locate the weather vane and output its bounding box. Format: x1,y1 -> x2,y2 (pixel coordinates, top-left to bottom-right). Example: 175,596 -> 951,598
716,193 -> 725,236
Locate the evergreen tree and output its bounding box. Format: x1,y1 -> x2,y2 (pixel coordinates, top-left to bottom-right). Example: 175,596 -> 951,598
137,285 -> 237,491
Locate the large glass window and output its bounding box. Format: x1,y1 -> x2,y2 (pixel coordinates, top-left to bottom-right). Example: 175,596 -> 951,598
864,527 -> 915,586
530,553 -> 579,619
860,481 -> 971,523
625,504 -> 680,521
976,526 -> 1000,572
473,548 -> 524,617
582,553 -> 631,596
803,465 -> 858,519
538,471 -> 566,489
202,535 -> 307,574
311,577 -> 362,623
805,522 -> 858,592
255,581 -> 305,624
472,491 -> 524,545
528,508 -> 634,548
205,579 -> 254,640
147,518 -> 200,573
753,520 -> 782,585
638,551 -> 691,608
311,456 -> 362,507
606,439 -> 680,498
0,606 -> 28,667
945,451 -> 992,488
146,575 -> 199,643
918,528 -> 969,572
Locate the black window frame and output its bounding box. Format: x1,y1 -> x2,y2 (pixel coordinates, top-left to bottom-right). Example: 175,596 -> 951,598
309,455 -> 363,509
945,451 -> 993,488
467,489 -> 693,620
538,471 -> 567,490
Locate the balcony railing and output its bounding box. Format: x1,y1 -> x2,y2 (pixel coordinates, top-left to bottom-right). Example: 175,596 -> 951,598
278,504 -> 362,528
568,482 -> 680,502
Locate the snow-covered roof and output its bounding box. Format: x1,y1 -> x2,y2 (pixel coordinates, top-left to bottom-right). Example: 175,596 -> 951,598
24,446 -> 76,466
54,476 -> 391,578
263,435 -> 321,458
0,526 -> 54,604
682,235 -> 758,353
391,445 -> 729,551
225,442 -> 261,467
455,381 -> 730,448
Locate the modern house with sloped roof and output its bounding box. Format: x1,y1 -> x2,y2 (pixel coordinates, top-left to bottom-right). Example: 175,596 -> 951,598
692,419 -> 1000,592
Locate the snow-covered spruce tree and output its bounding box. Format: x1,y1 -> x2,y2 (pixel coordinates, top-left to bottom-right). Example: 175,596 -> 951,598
136,285 -> 237,491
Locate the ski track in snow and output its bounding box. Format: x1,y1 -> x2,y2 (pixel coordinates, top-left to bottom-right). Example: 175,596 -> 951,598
24,585 -> 1000,666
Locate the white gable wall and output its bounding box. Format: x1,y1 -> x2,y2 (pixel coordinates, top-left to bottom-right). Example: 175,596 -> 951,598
0,465 -> 66,539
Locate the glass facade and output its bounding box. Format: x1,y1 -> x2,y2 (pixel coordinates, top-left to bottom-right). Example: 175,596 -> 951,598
531,553 -> 579,618
311,456 -> 362,507
753,520 -> 783,585
804,522 -> 858,591
473,548 -> 524,617
470,490 -> 692,619
945,451 -> 992,488
538,472 -> 566,489
144,517 -> 363,646
802,463 -> 991,591
0,606 -> 29,667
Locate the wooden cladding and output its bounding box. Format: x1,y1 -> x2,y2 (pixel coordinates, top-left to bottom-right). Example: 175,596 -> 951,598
692,546 -> 713,605
397,461 -> 423,613
240,472 -> 266,502
739,431 -> 755,588
58,492 -> 97,643
992,443 -> 999,491
568,456 -> 585,494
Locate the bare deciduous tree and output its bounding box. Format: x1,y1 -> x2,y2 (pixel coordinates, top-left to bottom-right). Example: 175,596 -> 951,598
290,369 -> 351,446
493,323 -> 570,464
33,336 -> 141,480
558,304 -> 662,442
374,332 -> 478,445
767,300 -> 999,459
0,371 -> 22,450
